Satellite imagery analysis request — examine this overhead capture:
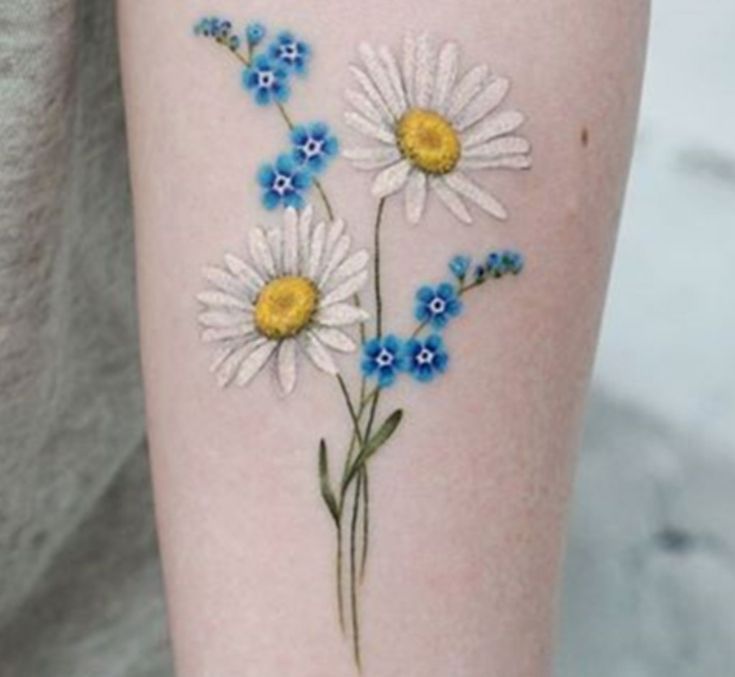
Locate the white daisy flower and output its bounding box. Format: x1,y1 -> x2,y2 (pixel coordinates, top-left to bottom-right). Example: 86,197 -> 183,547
343,34 -> 532,224
197,205 -> 370,394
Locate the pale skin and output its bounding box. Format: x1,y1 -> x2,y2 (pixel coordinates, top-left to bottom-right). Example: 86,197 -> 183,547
117,2 -> 649,675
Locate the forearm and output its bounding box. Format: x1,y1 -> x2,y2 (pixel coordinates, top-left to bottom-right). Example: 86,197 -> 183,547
118,1 -> 648,675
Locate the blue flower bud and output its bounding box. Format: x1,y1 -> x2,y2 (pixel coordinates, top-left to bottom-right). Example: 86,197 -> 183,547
486,252 -> 502,277
449,255 -> 471,279
246,22 -> 266,46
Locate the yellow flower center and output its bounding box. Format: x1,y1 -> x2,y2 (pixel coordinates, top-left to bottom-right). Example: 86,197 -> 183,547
254,276 -> 318,339
396,108 -> 461,175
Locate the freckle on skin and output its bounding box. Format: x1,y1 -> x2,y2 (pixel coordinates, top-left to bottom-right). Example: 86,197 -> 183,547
581,127 -> 589,147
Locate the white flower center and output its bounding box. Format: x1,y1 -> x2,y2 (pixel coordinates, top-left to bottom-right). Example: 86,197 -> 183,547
375,349 -> 394,368
258,72 -> 274,87
274,175 -> 293,194
429,297 -> 446,315
416,348 -> 434,366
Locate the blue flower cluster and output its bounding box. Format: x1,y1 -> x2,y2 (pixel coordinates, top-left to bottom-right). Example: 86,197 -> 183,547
258,122 -> 338,210
193,18 -> 335,211
193,18 -> 311,107
242,29 -> 311,107
361,249 -> 526,388
193,17 -> 242,51
361,334 -> 448,387
449,249 -> 525,285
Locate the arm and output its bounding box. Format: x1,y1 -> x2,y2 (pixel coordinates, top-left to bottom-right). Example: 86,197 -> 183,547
117,2 -> 648,674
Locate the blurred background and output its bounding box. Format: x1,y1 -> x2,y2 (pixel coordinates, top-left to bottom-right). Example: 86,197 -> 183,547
0,1 -> 732,675
555,2 -> 735,676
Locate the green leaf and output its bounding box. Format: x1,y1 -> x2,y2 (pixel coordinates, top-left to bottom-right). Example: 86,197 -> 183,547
345,409 -> 404,488
319,440 -> 340,524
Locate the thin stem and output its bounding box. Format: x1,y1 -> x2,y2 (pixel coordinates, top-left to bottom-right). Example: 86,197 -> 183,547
373,198 -> 386,338
223,43 -> 251,66
337,375 -> 364,449
354,295 -> 367,346
314,179 -> 335,221
350,475 -> 363,672
275,101 -> 295,130
336,519 -> 346,633
360,471 -> 370,581
410,319 -> 429,339
359,386 -> 379,409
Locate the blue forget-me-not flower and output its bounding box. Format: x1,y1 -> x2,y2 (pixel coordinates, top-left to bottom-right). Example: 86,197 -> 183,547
258,154 -> 312,210
415,282 -> 463,329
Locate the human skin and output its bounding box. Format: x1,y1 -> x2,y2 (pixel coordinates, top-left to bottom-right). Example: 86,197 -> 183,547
117,1 -> 649,675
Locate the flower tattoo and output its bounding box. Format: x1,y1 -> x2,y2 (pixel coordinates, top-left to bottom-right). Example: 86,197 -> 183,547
343,35 -> 532,224
193,20 -> 531,672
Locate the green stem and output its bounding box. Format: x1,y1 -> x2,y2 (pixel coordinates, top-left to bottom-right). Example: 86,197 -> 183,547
350,474 -> 363,671
314,179 -> 335,221
360,471 -> 370,581
373,198 -> 386,339
337,375 -> 364,449
336,518 -> 346,633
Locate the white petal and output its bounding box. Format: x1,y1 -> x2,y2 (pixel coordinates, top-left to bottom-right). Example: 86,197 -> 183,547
282,207 -> 299,275
210,343 -> 238,375
349,65 -> 393,123
235,340 -> 277,386
446,64 -> 489,120
224,254 -> 265,294
316,303 -> 370,327
344,111 -> 395,145
444,172 -> 508,220
324,219 -> 346,260
196,290 -> 250,310
201,324 -> 255,343
378,45 -> 408,114
463,136 -> 531,159
298,205 -> 313,272
312,327 -> 357,353
301,333 -> 338,375
266,227 -> 282,272
359,42 -> 403,118
454,77 -> 510,131
198,310 -> 251,328
430,176 -> 472,224
405,170 -> 428,224
402,34 -> 417,106
319,235 -> 350,287
276,339 -> 298,394
459,154 -> 533,171
414,33 -> 435,108
203,266 -> 251,299
345,89 -> 384,125
371,160 -> 412,198
461,110 -> 526,148
343,146 -> 401,171
249,227 -> 276,278
321,271 -> 369,306
306,220 -> 327,279
432,42 -> 459,113
214,338 -> 264,387
325,250 -> 369,288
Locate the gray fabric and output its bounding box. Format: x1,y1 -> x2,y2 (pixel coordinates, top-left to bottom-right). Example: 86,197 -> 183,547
0,0 -> 171,674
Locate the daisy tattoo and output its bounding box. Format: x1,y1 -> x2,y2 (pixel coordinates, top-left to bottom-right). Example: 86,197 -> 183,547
344,35 -> 532,224
193,19 -> 531,672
